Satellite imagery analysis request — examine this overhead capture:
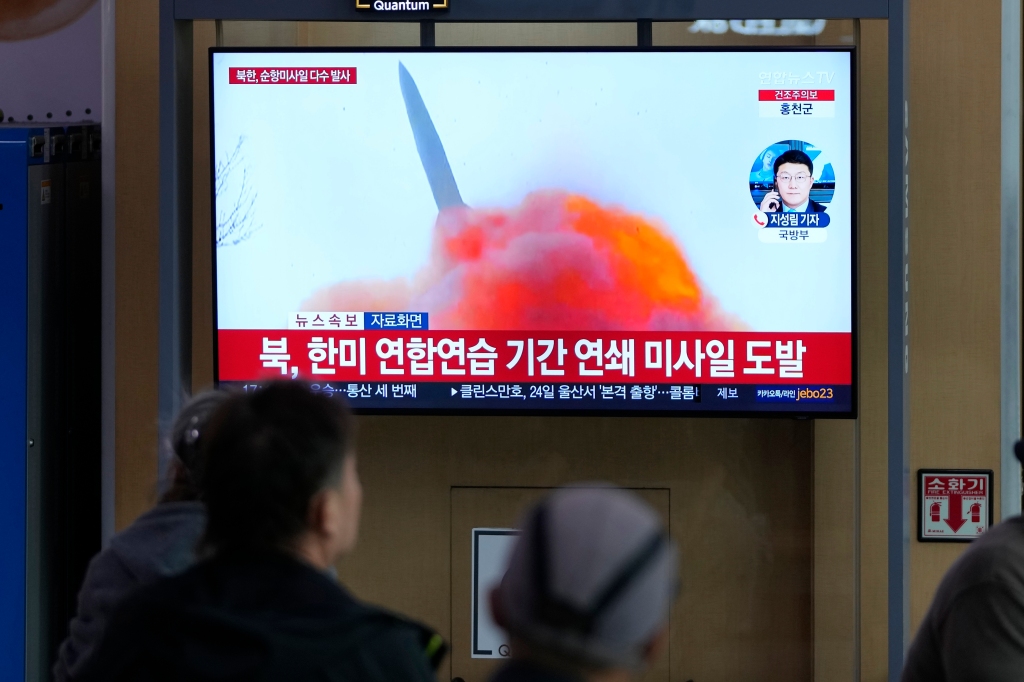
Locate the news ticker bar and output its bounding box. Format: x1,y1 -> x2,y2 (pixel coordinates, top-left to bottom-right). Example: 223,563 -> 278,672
219,381 -> 852,412
219,330 -> 852,385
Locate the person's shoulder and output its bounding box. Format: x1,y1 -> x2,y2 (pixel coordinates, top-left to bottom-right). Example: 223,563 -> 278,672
327,600 -> 445,679
118,550 -> 217,611
52,542 -> 140,681
76,537 -> 139,598
107,501 -> 206,581
937,517 -> 1024,601
73,562 -> 209,682
962,517 -> 1024,564
110,500 -> 205,541
98,571 -> 194,638
350,601 -> 444,654
810,199 -> 828,213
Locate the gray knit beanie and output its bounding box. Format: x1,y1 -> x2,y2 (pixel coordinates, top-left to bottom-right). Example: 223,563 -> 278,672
496,485 -> 678,671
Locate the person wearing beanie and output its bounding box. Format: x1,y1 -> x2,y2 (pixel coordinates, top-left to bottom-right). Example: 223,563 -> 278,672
901,441 -> 1024,681
489,486 -> 678,682
54,390 -> 230,682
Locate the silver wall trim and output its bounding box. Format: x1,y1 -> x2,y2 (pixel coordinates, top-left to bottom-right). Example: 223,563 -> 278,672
1001,0 -> 1022,521
887,0 -> 910,679
157,1 -> 193,491
100,0 -> 116,546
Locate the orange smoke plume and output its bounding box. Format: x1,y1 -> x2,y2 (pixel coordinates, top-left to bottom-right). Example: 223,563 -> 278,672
303,190 -> 742,331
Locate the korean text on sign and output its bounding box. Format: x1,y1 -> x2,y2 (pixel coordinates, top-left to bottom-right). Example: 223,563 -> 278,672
228,67 -> 357,84
217,331 -> 849,385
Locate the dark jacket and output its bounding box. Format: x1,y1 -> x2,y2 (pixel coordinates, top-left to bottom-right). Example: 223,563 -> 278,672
75,550 -> 444,682
55,501 -> 207,681
902,516 -> 1024,682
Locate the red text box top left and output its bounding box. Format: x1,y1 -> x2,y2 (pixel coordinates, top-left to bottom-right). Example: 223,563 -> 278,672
229,67 -> 357,85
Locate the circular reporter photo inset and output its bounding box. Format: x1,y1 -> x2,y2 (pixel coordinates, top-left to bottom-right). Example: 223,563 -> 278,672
749,140 -> 835,214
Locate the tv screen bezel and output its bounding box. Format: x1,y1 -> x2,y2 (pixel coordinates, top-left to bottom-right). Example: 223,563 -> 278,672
209,45 -> 858,419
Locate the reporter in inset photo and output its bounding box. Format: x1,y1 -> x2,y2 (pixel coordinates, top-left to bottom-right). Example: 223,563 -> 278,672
759,149 -> 828,214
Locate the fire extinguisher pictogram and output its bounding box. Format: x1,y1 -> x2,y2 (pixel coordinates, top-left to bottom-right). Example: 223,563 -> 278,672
970,503 -> 982,524
930,502 -> 941,523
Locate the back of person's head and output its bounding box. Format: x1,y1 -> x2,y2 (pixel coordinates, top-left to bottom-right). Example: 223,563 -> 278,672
199,381 -> 357,556
492,485 -> 678,678
773,149 -> 814,176
161,390 -> 231,502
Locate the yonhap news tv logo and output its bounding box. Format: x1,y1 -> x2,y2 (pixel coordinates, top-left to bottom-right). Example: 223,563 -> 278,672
356,0 -> 448,11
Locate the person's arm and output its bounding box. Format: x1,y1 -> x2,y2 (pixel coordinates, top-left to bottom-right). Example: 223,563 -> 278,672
71,590 -> 154,682
941,582 -> 1024,682
54,547 -> 139,681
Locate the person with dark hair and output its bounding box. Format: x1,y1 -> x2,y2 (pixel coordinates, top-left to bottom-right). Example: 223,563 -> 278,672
54,390 -> 230,682
76,381 -> 444,682
901,441 -> 1024,681
488,486 -> 678,682
759,148 -> 827,213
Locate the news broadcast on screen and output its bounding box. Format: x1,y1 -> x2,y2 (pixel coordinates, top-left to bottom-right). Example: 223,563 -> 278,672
210,48 -> 855,415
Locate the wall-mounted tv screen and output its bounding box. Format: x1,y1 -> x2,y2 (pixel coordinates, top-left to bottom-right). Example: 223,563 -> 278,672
211,48 -> 855,416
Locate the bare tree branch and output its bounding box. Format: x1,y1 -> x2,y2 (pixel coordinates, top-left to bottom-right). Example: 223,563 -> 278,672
216,136 -> 261,247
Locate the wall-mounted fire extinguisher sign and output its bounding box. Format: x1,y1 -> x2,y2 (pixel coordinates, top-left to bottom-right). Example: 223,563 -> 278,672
918,469 -> 994,542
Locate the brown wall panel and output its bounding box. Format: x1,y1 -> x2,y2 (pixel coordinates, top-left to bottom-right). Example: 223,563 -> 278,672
436,22 -> 635,46
812,19 -> 889,682
340,416 -> 813,682
114,0 -> 161,530
192,21 -> 216,393
857,18 -> 891,682
300,22 -> 420,46
814,419 -> 856,681
907,0 -> 1003,632
220,20 -> 421,48
220,21 -> 298,47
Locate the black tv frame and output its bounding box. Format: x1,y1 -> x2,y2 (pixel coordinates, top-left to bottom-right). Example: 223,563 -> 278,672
209,45 -> 858,419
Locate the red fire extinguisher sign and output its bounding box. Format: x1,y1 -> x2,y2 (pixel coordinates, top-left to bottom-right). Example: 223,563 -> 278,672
918,469 -> 993,542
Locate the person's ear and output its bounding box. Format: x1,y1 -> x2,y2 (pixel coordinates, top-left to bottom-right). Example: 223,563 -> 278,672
306,488 -> 332,538
489,587 -> 507,628
641,624 -> 669,667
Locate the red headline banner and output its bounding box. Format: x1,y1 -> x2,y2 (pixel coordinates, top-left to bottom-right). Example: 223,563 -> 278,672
228,67 -> 357,84
218,330 -> 851,385
758,89 -> 835,101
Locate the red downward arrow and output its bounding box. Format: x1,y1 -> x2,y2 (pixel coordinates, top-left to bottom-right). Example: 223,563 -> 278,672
945,495 -> 967,533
